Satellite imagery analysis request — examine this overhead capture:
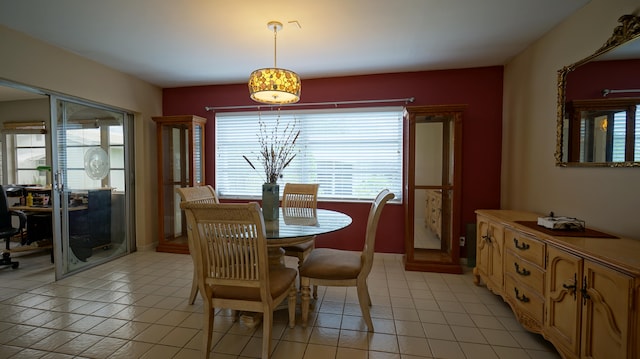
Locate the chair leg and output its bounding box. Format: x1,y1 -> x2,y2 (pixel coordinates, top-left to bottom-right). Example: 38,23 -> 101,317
297,253 -> 305,290
0,252 -> 18,269
356,281 -> 374,332
188,270 -> 198,305
262,310 -> 273,359
301,277 -> 311,328
202,304 -> 214,359
288,283 -> 296,328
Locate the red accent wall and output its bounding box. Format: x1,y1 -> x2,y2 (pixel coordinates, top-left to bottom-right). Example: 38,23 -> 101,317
566,59 -> 640,101
162,68 -> 503,255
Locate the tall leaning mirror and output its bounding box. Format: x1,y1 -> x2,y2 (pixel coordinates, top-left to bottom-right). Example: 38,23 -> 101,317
556,14 -> 640,167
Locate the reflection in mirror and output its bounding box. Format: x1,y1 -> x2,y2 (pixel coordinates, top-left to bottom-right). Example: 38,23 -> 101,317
414,188 -> 453,251
413,118 -> 453,256
563,99 -> 639,162
556,14 -> 640,167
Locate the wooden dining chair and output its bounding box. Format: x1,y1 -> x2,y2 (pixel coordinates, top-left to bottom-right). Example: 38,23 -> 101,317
182,201 -> 297,359
299,189 -> 394,331
176,185 -> 219,305
281,183 -> 319,286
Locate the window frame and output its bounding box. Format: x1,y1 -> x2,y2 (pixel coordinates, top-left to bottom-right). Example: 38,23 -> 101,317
214,106 -> 404,203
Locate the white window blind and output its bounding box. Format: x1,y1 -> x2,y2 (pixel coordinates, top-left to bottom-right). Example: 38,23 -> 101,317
215,107 -> 403,201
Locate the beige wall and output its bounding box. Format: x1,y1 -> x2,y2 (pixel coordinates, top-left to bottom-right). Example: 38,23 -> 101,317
0,25 -> 162,250
502,0 -> 640,240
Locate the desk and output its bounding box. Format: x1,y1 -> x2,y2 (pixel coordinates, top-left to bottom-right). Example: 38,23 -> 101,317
10,205 -> 88,251
11,201 -> 109,262
11,205 -> 88,212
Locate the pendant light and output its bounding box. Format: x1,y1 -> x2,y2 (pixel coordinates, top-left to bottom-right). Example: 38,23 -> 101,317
248,21 -> 301,104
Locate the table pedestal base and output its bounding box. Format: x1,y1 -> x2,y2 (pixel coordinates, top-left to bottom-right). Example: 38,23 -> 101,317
240,312 -> 262,328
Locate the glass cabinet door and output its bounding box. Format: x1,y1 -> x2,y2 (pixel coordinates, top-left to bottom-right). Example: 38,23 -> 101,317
153,115 -> 207,253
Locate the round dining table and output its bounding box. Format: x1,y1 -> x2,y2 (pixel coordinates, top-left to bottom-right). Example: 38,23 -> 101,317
263,208 -> 352,266
264,208 -> 352,242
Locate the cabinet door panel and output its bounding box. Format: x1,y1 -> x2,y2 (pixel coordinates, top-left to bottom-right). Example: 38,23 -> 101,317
474,217 -> 504,291
546,245 -> 582,357
488,221 -> 505,288
475,218 -> 491,277
581,260 -> 632,359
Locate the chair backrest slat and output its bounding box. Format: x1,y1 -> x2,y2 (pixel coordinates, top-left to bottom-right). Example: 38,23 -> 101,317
282,183 -> 319,219
176,185 -> 219,204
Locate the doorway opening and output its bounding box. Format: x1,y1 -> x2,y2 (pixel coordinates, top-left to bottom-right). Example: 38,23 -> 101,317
0,81 -> 135,283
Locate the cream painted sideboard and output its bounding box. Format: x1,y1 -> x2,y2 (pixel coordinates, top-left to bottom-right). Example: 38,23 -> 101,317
474,210 -> 640,359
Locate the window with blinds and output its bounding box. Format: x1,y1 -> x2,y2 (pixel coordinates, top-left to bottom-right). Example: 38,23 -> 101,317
611,110 -> 640,161
215,107 -> 403,201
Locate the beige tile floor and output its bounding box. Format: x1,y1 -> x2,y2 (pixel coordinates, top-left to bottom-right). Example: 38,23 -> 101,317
0,250 -> 560,359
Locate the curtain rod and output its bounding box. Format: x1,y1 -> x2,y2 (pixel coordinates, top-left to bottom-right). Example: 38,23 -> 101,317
204,97 -> 415,111
602,89 -> 640,97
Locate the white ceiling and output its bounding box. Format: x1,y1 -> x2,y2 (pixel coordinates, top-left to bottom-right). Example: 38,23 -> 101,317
0,0 -> 590,89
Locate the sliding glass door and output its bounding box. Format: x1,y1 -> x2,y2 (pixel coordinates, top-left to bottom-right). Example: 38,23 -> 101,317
51,98 -> 133,278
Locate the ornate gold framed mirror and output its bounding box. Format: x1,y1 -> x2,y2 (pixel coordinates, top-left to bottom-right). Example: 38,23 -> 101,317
556,14 -> 640,167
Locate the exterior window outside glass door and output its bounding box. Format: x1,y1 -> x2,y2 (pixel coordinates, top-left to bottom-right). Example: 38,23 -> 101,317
51,98 -> 131,278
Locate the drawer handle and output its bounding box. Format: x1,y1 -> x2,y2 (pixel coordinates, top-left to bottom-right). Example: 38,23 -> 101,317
514,262 -> 530,276
513,238 -> 530,250
482,234 -> 492,243
562,283 -> 577,298
514,287 -> 530,303
581,277 -> 591,305
562,273 -> 578,300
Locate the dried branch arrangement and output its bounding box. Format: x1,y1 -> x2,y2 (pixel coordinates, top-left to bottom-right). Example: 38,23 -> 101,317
243,112 -> 300,184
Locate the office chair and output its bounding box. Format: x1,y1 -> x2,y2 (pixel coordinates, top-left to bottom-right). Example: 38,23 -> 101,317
0,185 -> 27,269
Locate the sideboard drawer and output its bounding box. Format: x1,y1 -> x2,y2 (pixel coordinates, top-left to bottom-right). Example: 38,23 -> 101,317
505,228 -> 545,267
505,250 -> 545,295
505,274 -> 544,323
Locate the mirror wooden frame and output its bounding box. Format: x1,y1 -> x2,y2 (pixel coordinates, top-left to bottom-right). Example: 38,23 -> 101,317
556,14 -> 640,167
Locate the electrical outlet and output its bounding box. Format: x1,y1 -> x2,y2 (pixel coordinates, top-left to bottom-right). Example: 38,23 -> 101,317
459,236 -> 466,246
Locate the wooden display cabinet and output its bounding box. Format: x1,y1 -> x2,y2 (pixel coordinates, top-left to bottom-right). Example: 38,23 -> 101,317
403,105 -> 464,273
152,115 -> 206,254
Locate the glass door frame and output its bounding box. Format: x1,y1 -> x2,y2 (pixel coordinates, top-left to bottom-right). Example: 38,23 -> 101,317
50,95 -> 135,279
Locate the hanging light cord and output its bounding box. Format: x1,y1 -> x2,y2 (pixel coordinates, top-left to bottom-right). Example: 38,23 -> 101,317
272,23 -> 278,67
